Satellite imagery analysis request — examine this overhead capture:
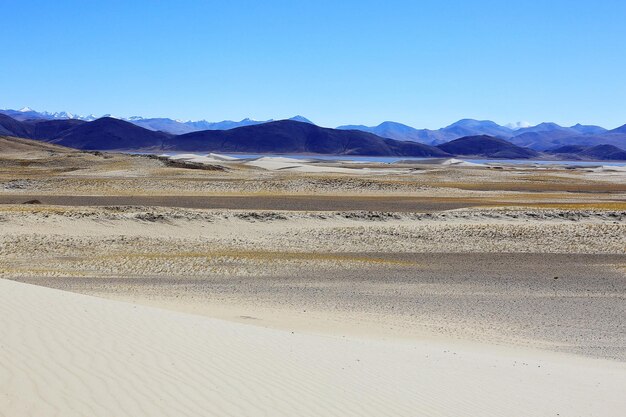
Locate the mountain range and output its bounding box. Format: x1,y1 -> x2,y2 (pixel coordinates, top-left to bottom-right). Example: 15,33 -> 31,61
337,119 -> 623,151
1,112 -> 624,161
1,107 -> 100,122
336,119 -> 522,145
0,114 -> 449,156
437,135 -> 540,159
3,107 -> 624,152
0,107 -> 314,135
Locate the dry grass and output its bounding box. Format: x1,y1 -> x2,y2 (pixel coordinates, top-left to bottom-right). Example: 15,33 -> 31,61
1,151 -> 624,210
504,202 -> 626,210
92,250 -> 419,266
430,181 -> 626,193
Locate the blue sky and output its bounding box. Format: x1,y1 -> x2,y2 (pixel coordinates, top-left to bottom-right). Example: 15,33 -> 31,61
2,0 -> 625,129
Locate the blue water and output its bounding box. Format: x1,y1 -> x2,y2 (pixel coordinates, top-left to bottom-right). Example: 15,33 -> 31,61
463,158 -> 626,167
139,151 -> 626,167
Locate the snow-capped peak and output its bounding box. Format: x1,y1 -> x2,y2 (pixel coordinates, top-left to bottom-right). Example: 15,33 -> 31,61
8,107 -> 109,121
505,121 -> 532,130
52,111 -> 75,119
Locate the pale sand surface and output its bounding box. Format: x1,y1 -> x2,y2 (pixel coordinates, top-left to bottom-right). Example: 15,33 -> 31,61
2,206 -> 625,360
19,252 -> 625,360
2,278 -> 626,417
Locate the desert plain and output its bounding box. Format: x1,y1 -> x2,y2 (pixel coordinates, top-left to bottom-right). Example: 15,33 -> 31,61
1,139 -> 625,416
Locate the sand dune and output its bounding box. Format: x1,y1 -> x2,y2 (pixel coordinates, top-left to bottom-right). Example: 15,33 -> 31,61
1,278 -> 625,417
167,153 -> 410,173
242,156 -> 370,173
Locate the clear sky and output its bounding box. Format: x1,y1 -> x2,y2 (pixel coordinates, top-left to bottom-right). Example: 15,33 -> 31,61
2,0 -> 625,129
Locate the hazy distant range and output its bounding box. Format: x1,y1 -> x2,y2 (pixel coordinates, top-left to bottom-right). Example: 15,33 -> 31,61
1,107 -> 625,160
3,107 -> 625,150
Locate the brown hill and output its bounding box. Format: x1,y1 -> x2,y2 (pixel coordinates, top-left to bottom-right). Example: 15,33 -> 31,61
0,135 -> 76,154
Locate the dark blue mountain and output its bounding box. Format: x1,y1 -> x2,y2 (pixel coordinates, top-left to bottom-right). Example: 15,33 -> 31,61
169,120 -> 449,157
441,119 -> 514,139
437,135 -> 539,159
569,124 -> 607,135
338,119 -> 514,145
547,144 -> 626,161
0,112 -> 624,160
0,114 -> 31,137
48,117 -> 171,150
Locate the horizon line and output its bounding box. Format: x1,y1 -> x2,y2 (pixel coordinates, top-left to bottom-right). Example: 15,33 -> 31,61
3,105 -> 624,131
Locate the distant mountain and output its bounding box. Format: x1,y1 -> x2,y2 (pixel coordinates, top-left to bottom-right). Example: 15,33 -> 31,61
338,119 -> 515,145
48,117 -> 171,150
507,123 -> 580,150
569,124 -> 607,135
437,135 -> 539,159
546,145 -> 588,155
183,118 -> 269,131
513,122 -> 578,136
578,144 -> 626,160
441,119 -> 514,139
0,116 -> 95,141
0,108 -> 314,135
125,118 -> 197,135
508,131 -> 575,150
25,119 -> 87,140
515,131 -> 626,151
1,109 -> 624,160
0,107 -> 98,122
188,115 -> 314,131
288,115 -> 314,124
339,119 -> 624,150
608,124 -> 626,134
0,108 -> 53,121
505,121 -> 533,130
508,122 -> 624,151
1,113 -> 447,156
4,107 -> 622,150
547,144 -> 626,161
126,115 -> 313,134
167,120 -> 449,157
337,121 -> 446,144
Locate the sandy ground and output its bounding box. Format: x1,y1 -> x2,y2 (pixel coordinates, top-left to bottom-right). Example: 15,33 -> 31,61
2,278 -> 626,417
1,149 -> 625,415
2,206 -> 625,360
